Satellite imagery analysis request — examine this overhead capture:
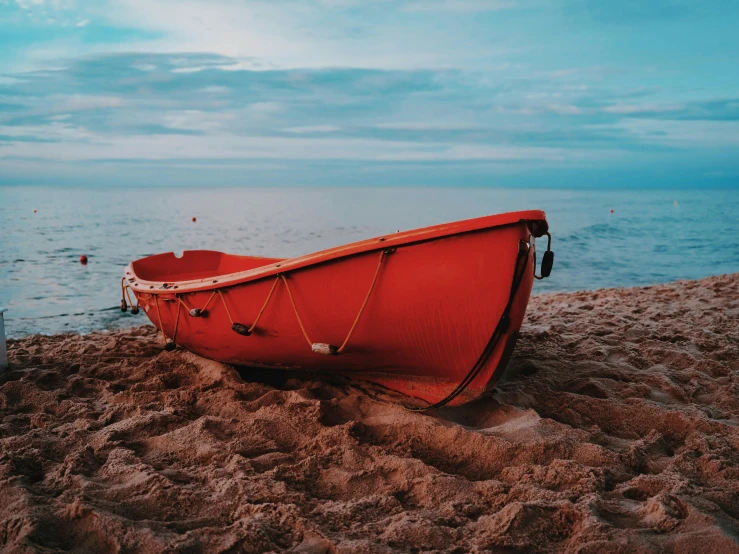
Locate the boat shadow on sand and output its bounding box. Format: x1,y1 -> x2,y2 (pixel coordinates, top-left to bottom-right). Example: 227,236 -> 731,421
232,360 -> 533,430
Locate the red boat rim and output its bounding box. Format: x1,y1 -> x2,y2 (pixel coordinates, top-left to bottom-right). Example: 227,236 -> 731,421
125,209 -> 547,294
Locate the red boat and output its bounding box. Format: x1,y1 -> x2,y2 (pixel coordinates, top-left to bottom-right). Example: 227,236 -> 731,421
122,210 -> 553,408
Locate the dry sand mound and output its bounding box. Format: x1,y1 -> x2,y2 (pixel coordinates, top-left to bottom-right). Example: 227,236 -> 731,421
1,274 -> 738,553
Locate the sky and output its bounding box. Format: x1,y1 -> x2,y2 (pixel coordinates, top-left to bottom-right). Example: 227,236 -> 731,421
0,0 -> 738,187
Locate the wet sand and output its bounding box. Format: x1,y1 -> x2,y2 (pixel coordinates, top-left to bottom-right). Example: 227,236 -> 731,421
1,274 -> 738,553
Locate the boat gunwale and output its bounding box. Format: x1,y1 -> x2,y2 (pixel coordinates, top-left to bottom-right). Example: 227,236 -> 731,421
125,209 -> 546,294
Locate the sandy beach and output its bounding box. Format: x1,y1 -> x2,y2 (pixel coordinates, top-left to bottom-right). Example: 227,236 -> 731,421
1,273 -> 738,553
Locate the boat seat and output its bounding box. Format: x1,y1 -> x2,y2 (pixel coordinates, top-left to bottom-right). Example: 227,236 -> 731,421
131,250 -> 284,282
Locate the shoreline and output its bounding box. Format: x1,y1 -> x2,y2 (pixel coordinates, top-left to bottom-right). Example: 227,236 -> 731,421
1,273 -> 738,552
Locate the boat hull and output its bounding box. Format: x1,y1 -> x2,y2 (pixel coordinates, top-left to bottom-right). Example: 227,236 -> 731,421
126,211 -> 547,407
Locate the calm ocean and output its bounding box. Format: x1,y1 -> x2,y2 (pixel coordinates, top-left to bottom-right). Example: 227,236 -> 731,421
1,186 -> 737,338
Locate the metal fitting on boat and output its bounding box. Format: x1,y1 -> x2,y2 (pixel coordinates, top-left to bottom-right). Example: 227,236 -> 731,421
189,308 -> 206,318
231,323 -> 252,336
312,343 -> 338,356
535,232 -> 554,280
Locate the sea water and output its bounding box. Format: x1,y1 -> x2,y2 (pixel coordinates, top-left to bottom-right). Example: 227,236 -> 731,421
1,186 -> 737,338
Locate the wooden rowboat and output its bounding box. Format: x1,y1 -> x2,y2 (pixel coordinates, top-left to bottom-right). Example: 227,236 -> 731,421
122,210 -> 553,408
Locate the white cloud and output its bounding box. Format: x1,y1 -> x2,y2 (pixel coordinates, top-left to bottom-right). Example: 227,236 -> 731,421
611,119 -> 739,146
218,60 -> 276,71
68,0 -> 515,70
171,66 -> 208,74
547,104 -> 582,115
246,102 -> 282,116
283,125 -> 341,133
496,106 -> 536,115
373,122 -> 482,130
0,121 -> 96,141
99,0 -> 317,63
61,95 -> 124,110
199,85 -> 230,94
0,76 -> 25,85
15,0 -> 46,9
162,110 -> 236,132
75,18 -> 89,26
603,103 -> 684,114
0,130 -> 588,163
404,0 -> 516,12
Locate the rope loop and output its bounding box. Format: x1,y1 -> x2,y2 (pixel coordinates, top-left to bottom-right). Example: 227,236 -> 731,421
218,289 -> 252,336
247,276 -> 280,333
337,249 -> 386,353
280,274 -> 313,348
279,248 -> 388,355
153,294 -> 177,351
120,277 -> 139,314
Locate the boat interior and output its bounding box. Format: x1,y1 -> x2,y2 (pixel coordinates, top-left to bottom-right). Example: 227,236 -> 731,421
130,251 -> 284,283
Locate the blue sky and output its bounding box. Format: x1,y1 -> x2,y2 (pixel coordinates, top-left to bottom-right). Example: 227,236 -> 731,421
0,0 -> 738,187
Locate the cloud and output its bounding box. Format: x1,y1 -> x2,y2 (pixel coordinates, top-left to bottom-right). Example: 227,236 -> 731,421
596,100 -> 739,121
0,120 -> 96,142
602,103 -> 684,115
373,122 -> 483,130
1,0 -> 738,191
547,104 -> 582,115
199,85 -> 230,94
61,94 -> 124,110
667,100 -> 739,121
161,110 -> 234,133
1,51 -> 735,162
14,0 -> 46,10
283,125 -> 341,133
0,132 -> 585,163
404,0 -> 517,13
2,52 -> 637,166
611,119 -> 739,147
246,102 -> 282,116
0,0 -> 520,70
564,0 -> 736,24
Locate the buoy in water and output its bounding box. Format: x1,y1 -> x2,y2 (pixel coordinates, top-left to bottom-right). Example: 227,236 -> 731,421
192,217 -> 197,222
80,255 -> 88,265
610,209 -> 614,213
33,209 -> 37,213
673,200 -> 679,206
